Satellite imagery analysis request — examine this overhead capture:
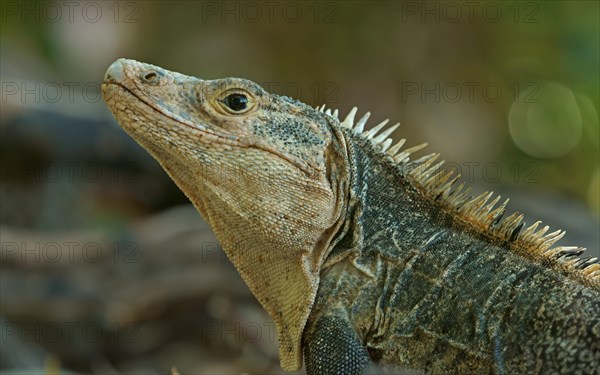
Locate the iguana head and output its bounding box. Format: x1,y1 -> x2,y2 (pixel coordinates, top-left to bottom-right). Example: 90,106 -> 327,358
102,58 -> 349,371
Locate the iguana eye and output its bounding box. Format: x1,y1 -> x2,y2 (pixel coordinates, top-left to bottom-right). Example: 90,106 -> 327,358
223,93 -> 248,112
215,88 -> 256,115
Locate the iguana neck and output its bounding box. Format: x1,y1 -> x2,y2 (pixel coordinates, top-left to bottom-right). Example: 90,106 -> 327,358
325,130 -> 453,269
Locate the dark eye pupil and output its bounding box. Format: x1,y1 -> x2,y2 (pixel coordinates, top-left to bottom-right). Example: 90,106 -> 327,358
225,94 -> 248,111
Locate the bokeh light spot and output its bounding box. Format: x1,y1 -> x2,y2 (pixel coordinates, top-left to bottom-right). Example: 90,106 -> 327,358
509,82 -> 582,158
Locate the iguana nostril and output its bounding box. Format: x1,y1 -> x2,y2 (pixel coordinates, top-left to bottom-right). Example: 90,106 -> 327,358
141,71 -> 159,83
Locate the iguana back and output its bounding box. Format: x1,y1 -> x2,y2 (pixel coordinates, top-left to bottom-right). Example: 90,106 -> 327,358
305,132 -> 599,374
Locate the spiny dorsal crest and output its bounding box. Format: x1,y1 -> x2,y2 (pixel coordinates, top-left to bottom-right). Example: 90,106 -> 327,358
316,104 -> 600,288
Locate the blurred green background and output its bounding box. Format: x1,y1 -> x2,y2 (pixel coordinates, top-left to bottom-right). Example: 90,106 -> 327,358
1,1 -> 598,374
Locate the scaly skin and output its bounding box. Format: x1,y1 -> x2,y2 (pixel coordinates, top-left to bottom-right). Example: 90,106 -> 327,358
102,59 -> 600,374
306,136 -> 600,374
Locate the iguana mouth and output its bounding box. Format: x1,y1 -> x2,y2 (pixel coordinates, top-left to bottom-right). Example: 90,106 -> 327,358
102,81 -> 241,146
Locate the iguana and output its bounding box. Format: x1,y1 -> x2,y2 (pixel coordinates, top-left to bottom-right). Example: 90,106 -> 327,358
101,59 -> 600,374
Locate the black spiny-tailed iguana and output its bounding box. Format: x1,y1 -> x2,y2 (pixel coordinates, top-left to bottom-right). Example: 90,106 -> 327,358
101,59 -> 600,374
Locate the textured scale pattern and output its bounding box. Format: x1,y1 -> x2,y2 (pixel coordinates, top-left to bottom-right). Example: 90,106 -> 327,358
308,132 -> 600,374
318,103 -> 600,289
304,315 -> 371,375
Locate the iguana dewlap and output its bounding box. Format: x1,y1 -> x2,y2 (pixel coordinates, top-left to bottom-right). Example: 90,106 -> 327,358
102,59 -> 600,374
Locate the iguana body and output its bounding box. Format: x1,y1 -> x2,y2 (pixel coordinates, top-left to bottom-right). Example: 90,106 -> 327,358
102,59 -> 600,374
